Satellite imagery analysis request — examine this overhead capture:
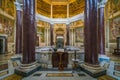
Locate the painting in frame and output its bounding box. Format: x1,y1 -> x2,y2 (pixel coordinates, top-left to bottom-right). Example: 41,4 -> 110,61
75,27 -> 84,43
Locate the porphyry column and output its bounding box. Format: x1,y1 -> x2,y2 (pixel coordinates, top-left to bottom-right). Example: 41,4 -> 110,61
66,24 -> 69,46
81,0 -> 106,77
15,2 -> 22,54
98,0 -> 107,55
84,0 -> 98,65
15,0 -> 40,77
22,0 -> 36,64
50,24 -> 54,46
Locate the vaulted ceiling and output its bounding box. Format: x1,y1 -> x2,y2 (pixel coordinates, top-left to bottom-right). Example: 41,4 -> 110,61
37,0 -> 85,18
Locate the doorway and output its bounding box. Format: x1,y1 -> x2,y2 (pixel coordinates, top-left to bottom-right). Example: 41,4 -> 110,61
0,36 -> 7,54
0,39 -> 3,53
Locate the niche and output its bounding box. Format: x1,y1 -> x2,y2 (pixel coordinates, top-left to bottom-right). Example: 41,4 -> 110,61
0,35 -> 7,54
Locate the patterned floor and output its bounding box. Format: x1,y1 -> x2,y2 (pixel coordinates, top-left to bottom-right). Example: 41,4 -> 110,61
0,54 -> 120,80
22,71 -> 97,80
46,73 -> 73,77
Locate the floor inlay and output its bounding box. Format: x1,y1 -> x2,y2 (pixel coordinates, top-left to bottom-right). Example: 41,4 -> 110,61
46,73 -> 73,77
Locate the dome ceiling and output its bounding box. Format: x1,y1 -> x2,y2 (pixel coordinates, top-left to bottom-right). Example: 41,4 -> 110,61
37,0 -> 85,18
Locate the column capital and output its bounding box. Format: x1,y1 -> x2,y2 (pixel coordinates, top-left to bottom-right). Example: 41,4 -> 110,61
98,0 -> 108,8
14,2 -> 23,11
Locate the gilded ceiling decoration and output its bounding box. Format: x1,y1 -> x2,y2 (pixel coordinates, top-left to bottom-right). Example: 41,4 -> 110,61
53,5 -> 67,18
37,0 -> 85,18
37,0 -> 51,17
69,0 -> 85,17
0,0 -> 85,18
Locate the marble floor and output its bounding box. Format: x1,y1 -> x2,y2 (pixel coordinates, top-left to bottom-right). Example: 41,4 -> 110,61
22,71 -> 97,80
0,53 -> 120,80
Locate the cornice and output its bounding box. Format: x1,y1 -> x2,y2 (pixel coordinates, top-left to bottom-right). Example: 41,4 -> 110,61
36,12 -> 84,24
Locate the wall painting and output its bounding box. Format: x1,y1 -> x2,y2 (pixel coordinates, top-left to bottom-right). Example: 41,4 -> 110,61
75,27 -> 84,43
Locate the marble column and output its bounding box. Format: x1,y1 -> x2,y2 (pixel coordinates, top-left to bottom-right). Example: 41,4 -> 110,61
50,24 -> 54,46
15,0 -> 41,77
15,2 -> 22,54
73,28 -> 75,46
45,28 -> 49,46
98,0 -> 107,55
84,0 -> 98,65
66,24 -> 69,46
71,29 -> 74,46
46,28 -> 48,46
45,28 -> 47,46
81,0 -> 106,77
22,0 -> 36,64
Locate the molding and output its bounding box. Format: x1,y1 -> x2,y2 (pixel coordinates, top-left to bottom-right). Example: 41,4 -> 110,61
0,9 -> 15,20
36,12 -> 84,24
0,34 -> 8,37
36,14 -> 51,23
68,13 -> 84,23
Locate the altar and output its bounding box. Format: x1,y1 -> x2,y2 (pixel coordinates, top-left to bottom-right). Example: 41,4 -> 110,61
52,52 -> 68,68
35,46 -> 84,69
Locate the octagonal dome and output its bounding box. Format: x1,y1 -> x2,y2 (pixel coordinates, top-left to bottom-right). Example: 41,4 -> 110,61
37,0 -> 85,18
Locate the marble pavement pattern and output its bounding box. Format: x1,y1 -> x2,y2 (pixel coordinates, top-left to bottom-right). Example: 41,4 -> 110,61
22,71 -> 97,80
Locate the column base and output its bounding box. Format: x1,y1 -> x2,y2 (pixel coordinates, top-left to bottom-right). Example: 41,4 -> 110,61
80,63 -> 106,78
15,62 -> 41,77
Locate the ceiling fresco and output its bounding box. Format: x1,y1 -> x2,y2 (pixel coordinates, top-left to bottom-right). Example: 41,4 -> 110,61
37,0 -> 85,18
53,5 -> 67,18
69,0 -> 85,17
37,0 -> 51,17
